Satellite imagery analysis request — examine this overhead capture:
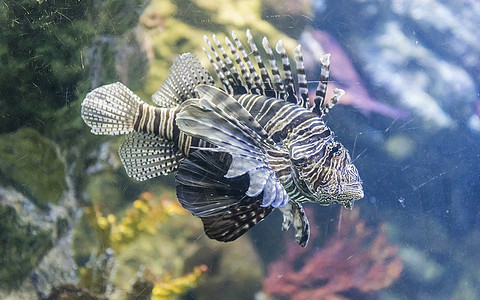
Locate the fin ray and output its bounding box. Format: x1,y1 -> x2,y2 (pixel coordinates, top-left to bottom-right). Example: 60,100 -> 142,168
176,150 -> 273,242
119,132 -> 184,180
152,53 -> 214,107
176,86 -> 290,208
81,82 -> 142,135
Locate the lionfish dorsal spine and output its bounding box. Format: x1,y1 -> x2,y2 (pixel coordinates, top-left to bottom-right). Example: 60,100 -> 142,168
325,88 -> 345,116
231,30 -> 264,95
224,35 -> 252,92
275,40 -> 297,104
204,35 -> 235,94
212,34 -> 244,89
262,36 -> 285,99
246,30 -> 275,96
293,44 -> 310,109
312,53 -> 331,116
202,46 -> 230,92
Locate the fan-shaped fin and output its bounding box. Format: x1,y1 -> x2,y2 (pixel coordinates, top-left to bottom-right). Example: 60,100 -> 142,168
119,132 -> 184,180
152,53 -> 214,107
176,85 -> 290,208
81,82 -> 142,135
176,150 -> 273,242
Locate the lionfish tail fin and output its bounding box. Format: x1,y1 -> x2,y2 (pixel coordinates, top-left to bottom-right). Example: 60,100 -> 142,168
152,53 -> 214,107
81,82 -> 142,135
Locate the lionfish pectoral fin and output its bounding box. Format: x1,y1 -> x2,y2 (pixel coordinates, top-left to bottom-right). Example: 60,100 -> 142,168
176,86 -> 289,208
119,132 -> 184,180
200,203 -> 273,242
194,85 -> 268,137
176,150 -> 273,242
279,202 -> 310,247
152,53 -> 214,107
81,82 -> 143,135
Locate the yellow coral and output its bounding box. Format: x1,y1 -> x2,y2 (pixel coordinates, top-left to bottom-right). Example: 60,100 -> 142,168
152,265 -> 208,300
84,192 -> 185,252
139,0 -> 300,97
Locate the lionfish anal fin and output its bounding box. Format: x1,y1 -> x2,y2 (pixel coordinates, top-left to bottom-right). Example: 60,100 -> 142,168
119,132 -> 184,180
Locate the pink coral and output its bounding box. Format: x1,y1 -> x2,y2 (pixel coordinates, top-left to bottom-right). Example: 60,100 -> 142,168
301,29 -> 409,120
263,208 -> 403,300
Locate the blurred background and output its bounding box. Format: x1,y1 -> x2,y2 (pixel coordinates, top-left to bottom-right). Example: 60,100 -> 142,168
1,0 -> 479,299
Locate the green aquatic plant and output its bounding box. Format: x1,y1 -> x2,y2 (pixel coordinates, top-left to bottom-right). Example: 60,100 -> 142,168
0,1 -> 95,133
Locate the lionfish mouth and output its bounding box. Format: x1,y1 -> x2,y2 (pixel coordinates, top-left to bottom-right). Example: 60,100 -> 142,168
318,182 -> 364,202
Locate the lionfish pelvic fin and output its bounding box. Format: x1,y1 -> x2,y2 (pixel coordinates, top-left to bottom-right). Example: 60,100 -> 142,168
279,201 -> 310,247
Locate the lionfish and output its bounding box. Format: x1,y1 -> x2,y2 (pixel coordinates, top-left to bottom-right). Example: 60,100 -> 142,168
81,30 -> 363,247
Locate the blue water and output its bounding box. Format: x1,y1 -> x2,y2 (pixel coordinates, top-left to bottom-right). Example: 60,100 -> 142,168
1,0 -> 479,299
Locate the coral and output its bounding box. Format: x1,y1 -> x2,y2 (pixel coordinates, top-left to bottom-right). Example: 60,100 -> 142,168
45,284 -> 106,300
83,192 -> 186,253
78,192 -> 206,299
151,265 -> 208,300
138,0 -> 302,97
0,128 -> 67,207
0,129 -> 78,293
262,208 -> 403,300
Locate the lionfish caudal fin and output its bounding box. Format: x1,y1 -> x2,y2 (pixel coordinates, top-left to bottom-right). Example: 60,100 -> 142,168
81,53 -> 213,180
176,85 -> 290,208
81,82 -> 143,135
203,30 -> 345,117
176,150 -> 273,242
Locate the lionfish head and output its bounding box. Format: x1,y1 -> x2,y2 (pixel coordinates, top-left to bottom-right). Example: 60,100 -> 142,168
292,140 -> 364,208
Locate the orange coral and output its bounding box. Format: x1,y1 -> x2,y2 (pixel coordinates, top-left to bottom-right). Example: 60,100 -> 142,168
263,208 -> 402,300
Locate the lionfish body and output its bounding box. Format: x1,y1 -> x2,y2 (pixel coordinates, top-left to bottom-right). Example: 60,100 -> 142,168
81,30 -> 363,247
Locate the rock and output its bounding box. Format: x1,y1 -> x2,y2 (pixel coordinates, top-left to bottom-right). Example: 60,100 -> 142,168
0,130 -> 79,297
0,128 -> 67,207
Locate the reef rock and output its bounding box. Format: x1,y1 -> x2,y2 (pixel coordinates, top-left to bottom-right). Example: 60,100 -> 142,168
0,129 -> 79,298
314,0 -> 479,131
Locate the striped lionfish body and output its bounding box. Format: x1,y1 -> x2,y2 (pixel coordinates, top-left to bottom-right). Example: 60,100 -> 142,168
81,30 -> 363,247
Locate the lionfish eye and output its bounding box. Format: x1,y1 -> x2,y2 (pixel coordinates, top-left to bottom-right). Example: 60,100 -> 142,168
331,145 -> 339,153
